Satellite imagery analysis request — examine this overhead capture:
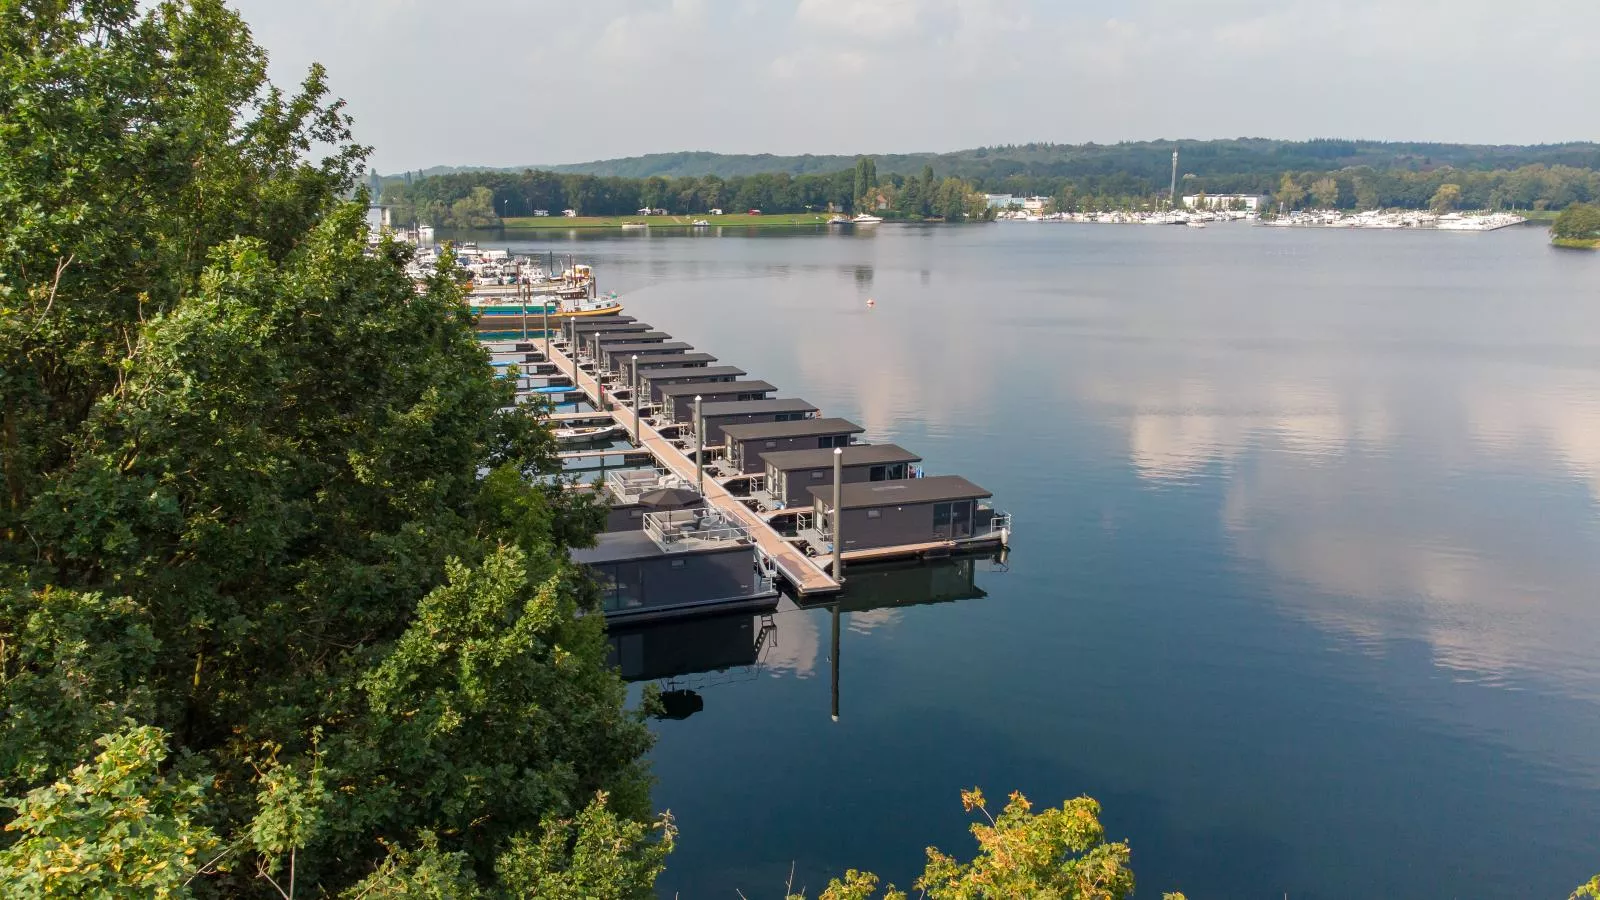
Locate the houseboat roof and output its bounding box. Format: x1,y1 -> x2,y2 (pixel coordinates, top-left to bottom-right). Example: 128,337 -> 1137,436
721,417 -> 863,441
761,443 -> 921,472
633,352 -> 716,366
655,380 -> 776,399
603,342 -> 693,357
571,318 -> 641,331
594,331 -> 671,344
809,475 -> 991,510
697,398 -> 819,417
641,365 -> 748,381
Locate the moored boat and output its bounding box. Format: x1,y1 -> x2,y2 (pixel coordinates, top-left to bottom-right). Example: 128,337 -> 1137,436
851,213 -> 883,225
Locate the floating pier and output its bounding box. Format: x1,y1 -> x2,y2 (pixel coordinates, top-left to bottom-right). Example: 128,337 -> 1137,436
485,311 -> 1012,607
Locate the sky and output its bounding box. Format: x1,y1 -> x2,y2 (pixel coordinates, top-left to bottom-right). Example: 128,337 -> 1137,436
230,0 -> 1600,173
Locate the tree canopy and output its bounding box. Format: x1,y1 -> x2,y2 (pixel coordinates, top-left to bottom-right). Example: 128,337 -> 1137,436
0,1 -> 660,895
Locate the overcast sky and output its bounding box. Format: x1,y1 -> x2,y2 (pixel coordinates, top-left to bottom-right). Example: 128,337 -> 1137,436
230,0 -> 1598,173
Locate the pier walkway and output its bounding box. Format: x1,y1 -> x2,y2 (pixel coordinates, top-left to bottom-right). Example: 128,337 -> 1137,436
544,341 -> 841,596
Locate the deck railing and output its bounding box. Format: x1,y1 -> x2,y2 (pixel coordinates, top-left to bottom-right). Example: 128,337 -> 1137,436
604,468 -> 687,504
643,507 -> 752,552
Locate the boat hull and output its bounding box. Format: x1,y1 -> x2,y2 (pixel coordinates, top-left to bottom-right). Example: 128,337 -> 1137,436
472,304 -> 623,333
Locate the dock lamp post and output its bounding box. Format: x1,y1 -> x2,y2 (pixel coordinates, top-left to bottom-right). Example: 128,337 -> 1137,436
831,447 -> 843,583
694,395 -> 705,497
541,293 -> 549,360
630,355 -> 640,443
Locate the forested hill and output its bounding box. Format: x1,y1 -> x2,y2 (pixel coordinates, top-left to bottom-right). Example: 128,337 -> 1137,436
394,140 -> 1600,183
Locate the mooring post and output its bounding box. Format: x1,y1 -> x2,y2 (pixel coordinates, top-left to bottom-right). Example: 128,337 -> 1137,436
520,282 -> 528,341
832,446 -> 843,583
541,292 -> 549,360
694,394 -> 705,497
630,355 -> 640,443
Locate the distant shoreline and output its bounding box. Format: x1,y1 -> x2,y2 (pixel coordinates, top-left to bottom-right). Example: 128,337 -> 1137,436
500,212 -> 834,230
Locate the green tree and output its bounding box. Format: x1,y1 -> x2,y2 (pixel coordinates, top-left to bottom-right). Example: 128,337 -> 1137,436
1276,173 -> 1305,211
1,1 -> 657,895
1310,177 -> 1340,209
796,789 -> 1140,900
0,726 -> 219,899
1573,875 -> 1600,900
1354,176 -> 1380,210
1429,182 -> 1463,212
1552,202 -> 1600,243
450,185 -> 500,227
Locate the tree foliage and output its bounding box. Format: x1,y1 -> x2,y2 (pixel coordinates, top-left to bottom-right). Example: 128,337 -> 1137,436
0,1 -> 656,895
1552,203 -> 1600,241
792,789 -> 1139,900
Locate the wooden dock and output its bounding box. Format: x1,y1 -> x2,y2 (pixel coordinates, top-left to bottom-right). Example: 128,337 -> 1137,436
546,342 -> 841,596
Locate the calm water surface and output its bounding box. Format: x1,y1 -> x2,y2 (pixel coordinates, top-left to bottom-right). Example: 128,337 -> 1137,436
484,223 -> 1600,898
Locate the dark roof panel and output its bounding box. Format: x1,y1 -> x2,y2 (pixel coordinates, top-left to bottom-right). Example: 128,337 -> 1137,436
721,417 -> 863,441
808,475 -> 991,509
640,366 -> 748,381
760,443 -> 921,471
656,380 -> 776,398
697,398 -> 819,417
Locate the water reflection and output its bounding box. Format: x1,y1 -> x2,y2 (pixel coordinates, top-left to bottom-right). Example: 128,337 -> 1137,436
610,555 -> 997,719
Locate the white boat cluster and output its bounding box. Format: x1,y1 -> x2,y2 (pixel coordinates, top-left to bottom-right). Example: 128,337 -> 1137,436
1260,210 -> 1527,231
996,208 -> 1255,226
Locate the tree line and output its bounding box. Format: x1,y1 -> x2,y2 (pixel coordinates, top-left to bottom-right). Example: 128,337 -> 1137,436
402,138 -> 1600,182
382,161 -> 994,226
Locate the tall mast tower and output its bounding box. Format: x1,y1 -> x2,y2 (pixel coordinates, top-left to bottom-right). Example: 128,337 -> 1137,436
1170,149 -> 1179,205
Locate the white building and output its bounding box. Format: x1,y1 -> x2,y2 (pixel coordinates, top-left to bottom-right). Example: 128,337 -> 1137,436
984,193 -> 1015,209
1182,194 -> 1263,212
1021,196 -> 1050,212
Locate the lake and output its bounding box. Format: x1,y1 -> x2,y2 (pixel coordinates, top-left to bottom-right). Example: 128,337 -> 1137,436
473,221 -> 1600,899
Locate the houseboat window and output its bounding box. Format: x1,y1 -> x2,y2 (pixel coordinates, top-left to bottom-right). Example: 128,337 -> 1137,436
866,509 -> 882,519
630,509 -> 643,519
810,471 -> 825,480
765,441 -> 778,449
869,465 -> 888,481
669,559 -> 686,569
888,464 -> 907,479
933,502 -> 952,528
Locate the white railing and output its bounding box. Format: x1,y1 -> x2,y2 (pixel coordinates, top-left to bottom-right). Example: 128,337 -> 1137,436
604,468 -> 687,504
644,507 -> 752,552
985,511 -> 1013,541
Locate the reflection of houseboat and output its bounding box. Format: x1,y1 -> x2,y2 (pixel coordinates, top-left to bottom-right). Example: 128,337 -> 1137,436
720,418 -> 864,474
758,444 -> 921,509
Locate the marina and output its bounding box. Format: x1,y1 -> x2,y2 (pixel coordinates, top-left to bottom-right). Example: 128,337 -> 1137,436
479,292 -> 1013,618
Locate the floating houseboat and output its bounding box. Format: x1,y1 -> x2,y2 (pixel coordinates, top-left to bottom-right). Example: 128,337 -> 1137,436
695,398 -> 820,445
758,444 -> 922,509
632,352 -> 718,371
656,380 -> 777,423
591,331 -> 672,357
719,417 -> 864,474
639,366 -> 748,402
600,342 -> 694,373
805,475 -> 1009,558
571,504 -> 778,623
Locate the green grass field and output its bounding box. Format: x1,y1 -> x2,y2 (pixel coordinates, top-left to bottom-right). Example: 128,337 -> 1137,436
1552,236 -> 1599,249
501,212 -> 835,229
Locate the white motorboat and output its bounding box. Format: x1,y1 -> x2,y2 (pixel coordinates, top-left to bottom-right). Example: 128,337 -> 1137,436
554,423 -> 624,445
851,213 -> 884,225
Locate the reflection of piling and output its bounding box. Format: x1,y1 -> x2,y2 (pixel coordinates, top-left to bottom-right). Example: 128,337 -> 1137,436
830,603 -> 841,722
832,447 -> 844,582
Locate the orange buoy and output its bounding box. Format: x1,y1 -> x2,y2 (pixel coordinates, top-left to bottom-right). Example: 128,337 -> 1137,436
866,297 -> 876,308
